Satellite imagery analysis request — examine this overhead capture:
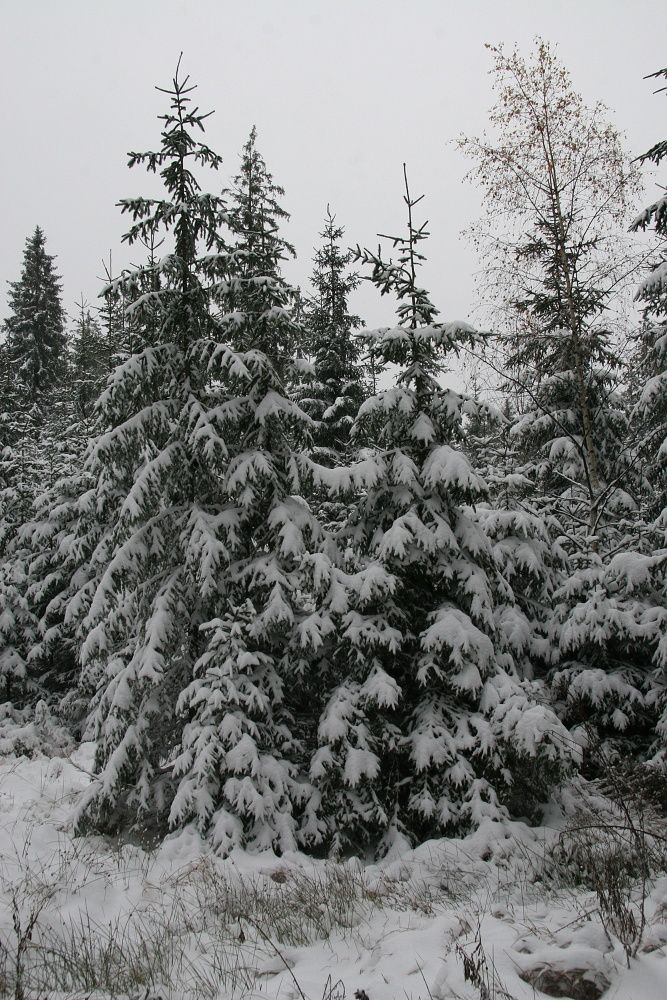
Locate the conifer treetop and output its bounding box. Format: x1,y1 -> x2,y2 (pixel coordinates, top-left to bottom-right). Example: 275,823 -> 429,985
353,166 -> 479,388
229,125 -> 295,265
118,54 -> 227,258
2,225 -> 66,396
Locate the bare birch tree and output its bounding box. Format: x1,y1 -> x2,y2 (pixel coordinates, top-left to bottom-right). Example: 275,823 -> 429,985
460,39 -> 644,542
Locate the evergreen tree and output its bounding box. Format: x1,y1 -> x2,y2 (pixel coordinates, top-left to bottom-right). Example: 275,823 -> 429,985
508,324 -> 631,555
0,348 -> 38,704
9,297 -> 105,713
0,226 -> 68,551
170,129 -> 338,854
0,354 -> 38,556
2,226 -> 66,396
68,61 -> 235,832
465,397 -> 567,681
67,69 -> 340,853
547,65 -> 667,759
0,229 -> 69,707
300,207 -> 366,464
69,297 -> 109,427
224,126 -> 297,357
310,170 -> 572,855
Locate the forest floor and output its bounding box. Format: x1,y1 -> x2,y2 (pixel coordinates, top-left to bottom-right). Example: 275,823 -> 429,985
0,722 -> 666,1000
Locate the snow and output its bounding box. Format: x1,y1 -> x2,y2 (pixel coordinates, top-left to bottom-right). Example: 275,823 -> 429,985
2,741 -> 665,1000
638,259 -> 667,295
422,445 -> 486,494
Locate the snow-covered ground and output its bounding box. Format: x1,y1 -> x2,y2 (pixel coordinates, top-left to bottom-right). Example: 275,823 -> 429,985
1,738 -> 666,1000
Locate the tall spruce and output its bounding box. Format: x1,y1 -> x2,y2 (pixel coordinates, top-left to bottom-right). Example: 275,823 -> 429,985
310,169 -> 572,856
620,63 -> 667,748
69,60 -> 235,832
170,128 -> 339,853
13,298 -> 108,712
0,342 -> 38,703
0,226 -> 67,541
2,226 -> 67,398
0,228 -> 67,705
545,63 -> 667,758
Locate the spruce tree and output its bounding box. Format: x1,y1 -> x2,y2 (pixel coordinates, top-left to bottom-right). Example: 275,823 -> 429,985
69,297 -> 109,427
300,207 -> 365,465
310,170 -> 571,855
170,128 -> 337,853
68,72 -> 340,852
508,324 -> 631,554
223,126 -> 296,355
2,226 -> 66,396
548,65 -> 667,758
11,298 -> 104,713
0,351 -> 38,705
69,61 -> 235,832
0,229 -> 68,707
465,397 -> 567,682
0,226 -> 67,546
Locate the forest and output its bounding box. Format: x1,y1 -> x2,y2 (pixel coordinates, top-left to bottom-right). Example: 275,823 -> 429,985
0,35 -> 666,999
1,39 -> 666,854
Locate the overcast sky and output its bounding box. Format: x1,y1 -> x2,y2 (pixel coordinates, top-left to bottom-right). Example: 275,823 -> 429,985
1,0 -> 665,345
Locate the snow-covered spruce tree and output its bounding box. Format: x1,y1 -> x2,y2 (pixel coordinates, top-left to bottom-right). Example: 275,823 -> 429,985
310,169 -> 573,855
300,206 -> 366,465
3,205 -> 163,721
69,62 -> 238,833
2,226 -> 67,396
548,66 -> 667,758
10,300 -> 107,714
0,560 -> 37,704
628,315 -> 667,531
464,396 -> 568,681
0,229 -> 69,707
0,226 -> 68,551
224,126 -> 296,349
0,353 -> 38,703
17,458 -> 95,718
507,324 -> 631,557
548,550 -> 667,757
0,354 -> 38,558
169,129 -> 338,854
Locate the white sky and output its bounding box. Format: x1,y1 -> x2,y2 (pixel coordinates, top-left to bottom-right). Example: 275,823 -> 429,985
1,0 -> 665,357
